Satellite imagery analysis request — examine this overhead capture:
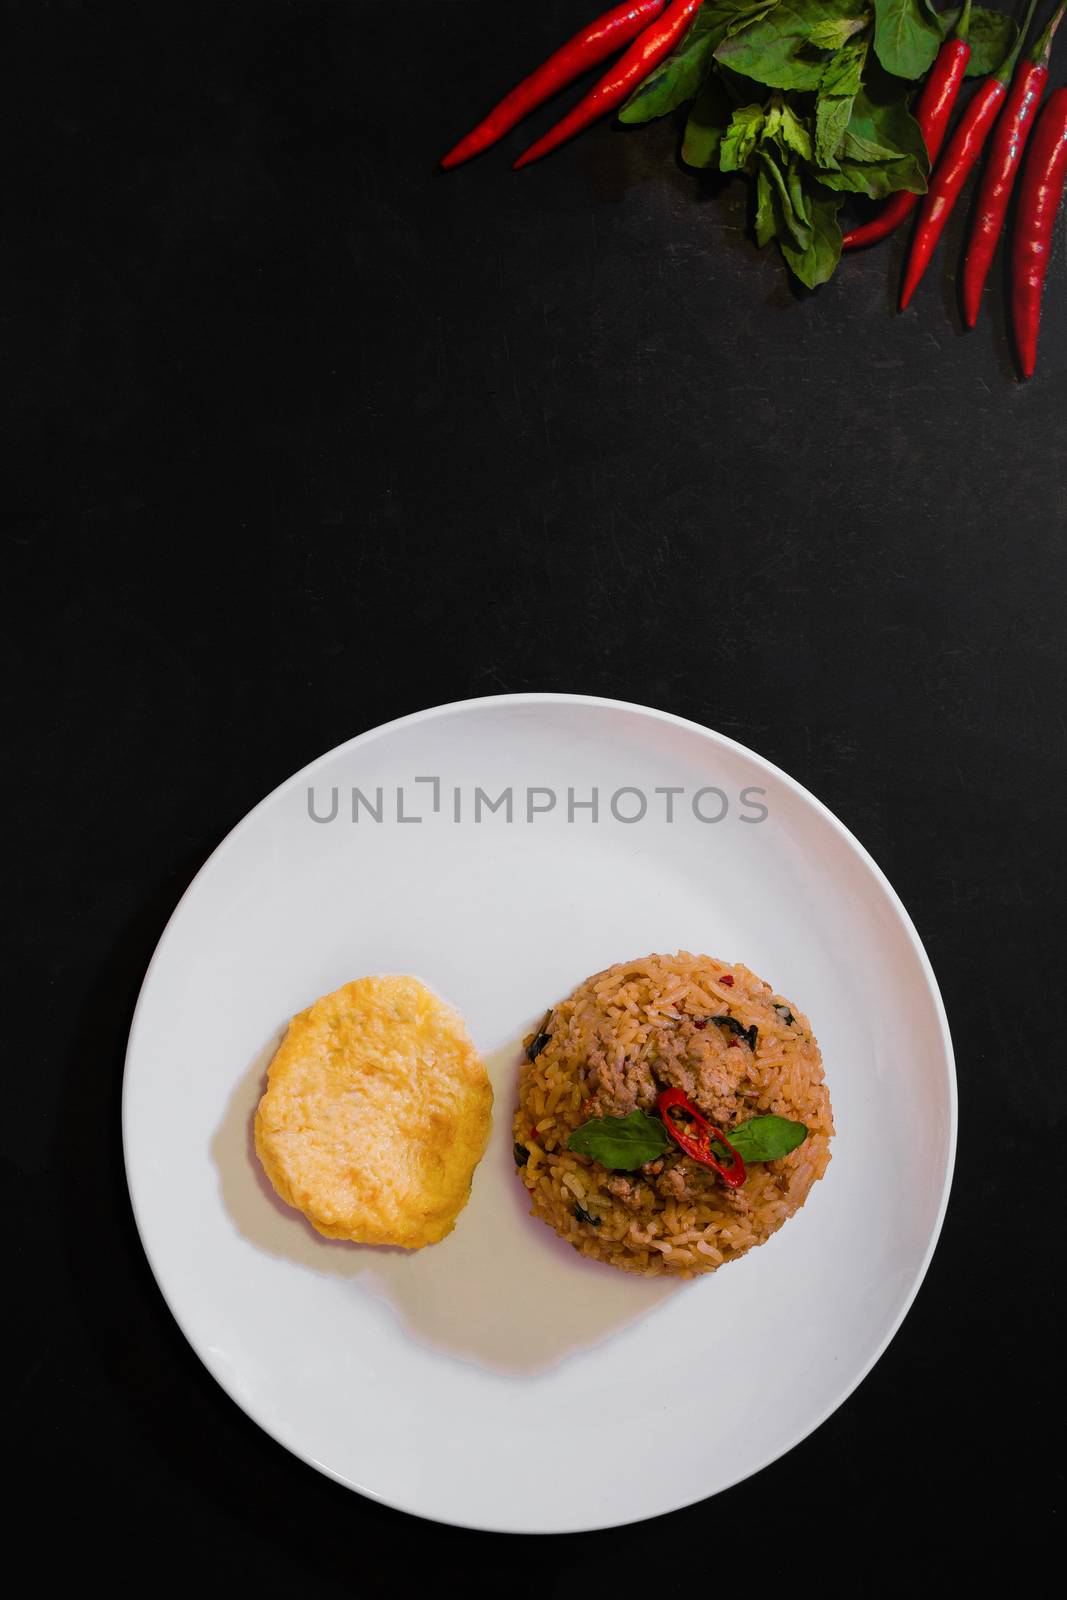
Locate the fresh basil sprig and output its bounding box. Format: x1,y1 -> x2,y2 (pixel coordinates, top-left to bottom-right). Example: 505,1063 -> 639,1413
616,0 -> 1017,288
567,1108 -> 807,1171
716,0 -> 870,91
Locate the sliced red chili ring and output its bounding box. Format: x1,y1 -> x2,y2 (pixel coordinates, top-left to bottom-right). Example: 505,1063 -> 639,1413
656,1087 -> 746,1188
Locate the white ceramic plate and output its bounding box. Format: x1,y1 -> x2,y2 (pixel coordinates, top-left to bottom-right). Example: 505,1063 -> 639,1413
123,694 -> 955,1532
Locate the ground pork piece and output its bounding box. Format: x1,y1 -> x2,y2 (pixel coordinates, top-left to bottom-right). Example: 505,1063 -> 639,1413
604,1174 -> 639,1202
655,1156 -> 755,1207
679,1026 -> 752,1124
649,1020 -> 754,1109
604,1173 -> 656,1211
664,1071 -> 741,1122
587,1018 -> 752,1137
696,1092 -> 742,1128
653,1157 -> 718,1203
720,1184 -> 752,1215
588,1045 -> 658,1116
654,1164 -> 691,1201
644,1030 -> 697,1099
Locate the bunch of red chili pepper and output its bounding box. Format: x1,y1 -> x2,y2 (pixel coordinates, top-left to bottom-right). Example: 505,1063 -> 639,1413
845,0 -> 1067,377
440,0 -> 681,171
442,0 -> 1067,377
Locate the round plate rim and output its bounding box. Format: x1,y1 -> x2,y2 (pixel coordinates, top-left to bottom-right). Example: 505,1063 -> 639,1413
121,691 -> 957,1532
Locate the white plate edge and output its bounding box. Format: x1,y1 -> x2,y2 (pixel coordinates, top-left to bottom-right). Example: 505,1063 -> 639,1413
120,691 -> 958,1532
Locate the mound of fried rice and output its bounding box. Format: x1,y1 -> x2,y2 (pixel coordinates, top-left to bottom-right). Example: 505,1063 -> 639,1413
514,952 -> 833,1277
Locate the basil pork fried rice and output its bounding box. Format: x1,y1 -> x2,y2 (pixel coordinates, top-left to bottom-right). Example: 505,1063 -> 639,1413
514,952 -> 833,1276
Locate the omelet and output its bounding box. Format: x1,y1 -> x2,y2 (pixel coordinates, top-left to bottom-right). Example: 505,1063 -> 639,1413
254,975 -> 492,1248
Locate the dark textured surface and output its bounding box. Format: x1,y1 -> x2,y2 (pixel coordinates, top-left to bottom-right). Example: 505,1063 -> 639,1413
7,0 -> 1064,1584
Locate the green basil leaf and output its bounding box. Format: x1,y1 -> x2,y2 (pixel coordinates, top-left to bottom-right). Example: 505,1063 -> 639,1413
755,165 -> 777,244
716,0 -> 870,91
704,0 -> 784,42
806,13 -> 871,47
764,98 -> 813,160
841,126 -> 906,162
567,1110 -> 673,1170
760,150 -> 813,250
872,0 -> 941,79
815,156 -> 909,196
787,156 -> 812,225
966,8 -> 1019,74
781,101 -> 813,160
720,103 -> 767,170
939,7 -> 1019,75
832,67 -> 929,192
727,1115 -> 809,1161
815,94 -> 854,166
778,182 -> 842,287
819,37 -> 868,96
682,71 -> 732,168
844,78 -> 918,158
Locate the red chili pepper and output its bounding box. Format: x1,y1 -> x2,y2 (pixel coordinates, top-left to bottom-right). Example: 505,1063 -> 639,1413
656,1087 -> 746,1188
900,0 -> 1038,309
440,0 -> 667,169
842,1 -> 973,252
512,0 -> 703,169
1012,84 -> 1067,376
962,2 -> 1064,328
719,973 -> 734,986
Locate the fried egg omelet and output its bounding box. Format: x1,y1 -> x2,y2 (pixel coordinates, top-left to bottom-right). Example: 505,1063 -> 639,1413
254,976 -> 492,1248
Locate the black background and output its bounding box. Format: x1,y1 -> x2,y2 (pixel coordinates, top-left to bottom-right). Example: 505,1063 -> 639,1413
8,0 -> 1064,1587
